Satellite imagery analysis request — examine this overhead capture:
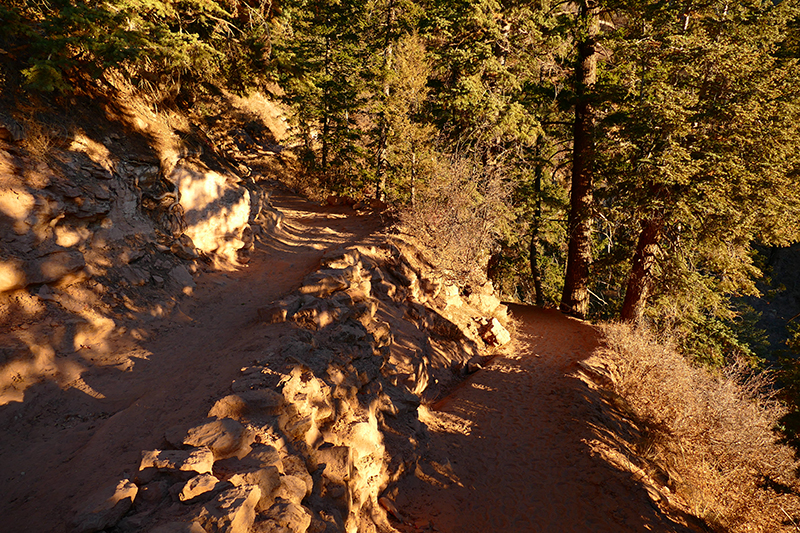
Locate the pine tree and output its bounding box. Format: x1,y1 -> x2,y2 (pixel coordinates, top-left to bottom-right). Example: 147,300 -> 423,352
1,0 -> 274,93
272,0 -> 370,188
594,0 -> 800,358
560,0 -> 599,319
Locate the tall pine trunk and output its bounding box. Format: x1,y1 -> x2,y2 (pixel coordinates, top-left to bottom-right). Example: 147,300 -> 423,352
530,139 -> 545,307
620,217 -> 662,323
375,0 -> 395,201
560,2 -> 599,319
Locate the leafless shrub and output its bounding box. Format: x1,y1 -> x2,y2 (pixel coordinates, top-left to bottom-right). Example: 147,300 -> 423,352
400,153 -> 512,287
19,116 -> 60,160
599,323 -> 800,532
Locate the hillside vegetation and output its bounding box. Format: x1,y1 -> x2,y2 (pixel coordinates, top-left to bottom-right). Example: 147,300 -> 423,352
3,0 -> 800,531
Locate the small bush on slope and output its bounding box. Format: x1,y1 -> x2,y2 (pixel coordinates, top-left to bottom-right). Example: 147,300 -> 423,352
599,323 -> 800,532
399,152 -> 512,288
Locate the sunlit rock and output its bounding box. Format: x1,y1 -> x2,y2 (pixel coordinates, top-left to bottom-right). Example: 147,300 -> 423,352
71,479 -> 137,533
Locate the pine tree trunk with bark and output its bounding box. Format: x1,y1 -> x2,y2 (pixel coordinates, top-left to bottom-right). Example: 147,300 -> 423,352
530,140 -> 545,307
560,1 -> 599,319
620,217 -> 662,323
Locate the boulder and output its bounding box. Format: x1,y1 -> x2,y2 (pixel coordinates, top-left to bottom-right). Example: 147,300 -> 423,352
207,390 -> 284,420
139,447 -> 215,475
178,474 -> 222,502
137,480 -> 171,506
184,418 -> 254,460
71,479 -> 138,533
281,455 -> 313,496
273,475 -> 308,505
195,485 -> 261,533
172,161 -> 252,265
245,444 -> 283,471
478,317 -> 511,347
254,500 -> 313,533
228,466 -> 281,511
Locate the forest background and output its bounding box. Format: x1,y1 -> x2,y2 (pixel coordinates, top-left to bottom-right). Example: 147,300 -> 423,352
4,0 -> 800,429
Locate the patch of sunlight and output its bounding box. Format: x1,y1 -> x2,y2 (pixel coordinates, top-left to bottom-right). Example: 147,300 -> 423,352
55,225 -> 92,248
69,133 -> 113,171
418,404 -> 475,436
175,165 -> 226,213
0,259 -> 26,292
0,186 -> 34,224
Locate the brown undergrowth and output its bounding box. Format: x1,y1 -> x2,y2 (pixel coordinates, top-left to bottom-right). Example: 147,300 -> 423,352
591,323 -> 800,532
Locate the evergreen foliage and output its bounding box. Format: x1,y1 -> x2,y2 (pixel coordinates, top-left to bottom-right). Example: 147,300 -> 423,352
0,0 -> 273,93
4,0 -> 800,366
593,0 -> 800,358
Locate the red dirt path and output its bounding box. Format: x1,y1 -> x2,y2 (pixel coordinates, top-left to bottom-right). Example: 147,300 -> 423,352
0,191 -> 383,532
393,305 -> 694,533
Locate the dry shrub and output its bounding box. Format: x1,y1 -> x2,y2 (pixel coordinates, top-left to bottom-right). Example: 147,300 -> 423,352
19,117 -> 59,160
400,154 -> 512,287
599,322 -> 800,532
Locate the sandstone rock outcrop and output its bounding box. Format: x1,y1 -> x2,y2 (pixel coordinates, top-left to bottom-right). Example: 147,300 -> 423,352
71,479 -> 138,533
79,234 -> 512,533
139,447 -> 215,476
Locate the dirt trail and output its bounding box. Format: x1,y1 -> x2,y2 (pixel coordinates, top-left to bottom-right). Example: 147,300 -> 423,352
394,305 -> 693,533
1,191 -> 695,533
0,190 -> 383,533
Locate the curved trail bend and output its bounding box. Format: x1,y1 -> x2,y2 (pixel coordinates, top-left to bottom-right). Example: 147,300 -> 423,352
1,191 -> 693,533
395,305 -> 693,533
0,190 -> 383,533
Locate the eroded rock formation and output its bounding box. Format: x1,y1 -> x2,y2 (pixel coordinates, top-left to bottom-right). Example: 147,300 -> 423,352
80,240 -> 511,533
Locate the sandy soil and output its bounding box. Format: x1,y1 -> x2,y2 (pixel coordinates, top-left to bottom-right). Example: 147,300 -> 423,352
0,190 -> 383,533
392,305 -> 695,533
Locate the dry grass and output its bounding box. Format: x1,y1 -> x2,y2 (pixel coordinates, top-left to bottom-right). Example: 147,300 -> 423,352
18,114 -> 66,161
399,154 -> 511,288
597,323 -> 800,532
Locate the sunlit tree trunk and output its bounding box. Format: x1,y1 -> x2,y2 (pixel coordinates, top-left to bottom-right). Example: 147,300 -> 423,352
560,1 -> 599,319
620,217 -> 662,323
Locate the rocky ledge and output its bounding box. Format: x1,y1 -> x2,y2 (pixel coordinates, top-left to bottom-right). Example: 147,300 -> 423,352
74,235 -> 511,533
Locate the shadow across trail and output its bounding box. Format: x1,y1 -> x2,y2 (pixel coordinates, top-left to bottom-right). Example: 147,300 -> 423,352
0,190 -> 384,532
394,305 -> 695,533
